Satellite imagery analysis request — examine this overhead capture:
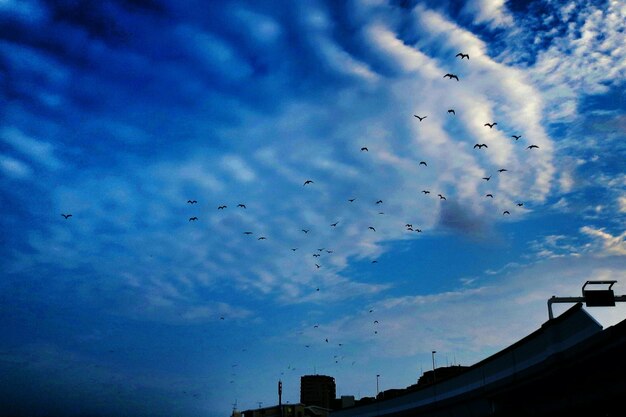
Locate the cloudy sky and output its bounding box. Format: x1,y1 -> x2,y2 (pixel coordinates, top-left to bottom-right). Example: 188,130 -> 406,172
1,0 -> 625,415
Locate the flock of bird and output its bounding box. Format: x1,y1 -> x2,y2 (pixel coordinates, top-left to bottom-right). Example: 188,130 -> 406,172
59,52 -> 542,382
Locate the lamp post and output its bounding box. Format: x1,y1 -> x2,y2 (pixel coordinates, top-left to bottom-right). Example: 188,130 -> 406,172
431,351 -> 437,383
376,374 -> 380,398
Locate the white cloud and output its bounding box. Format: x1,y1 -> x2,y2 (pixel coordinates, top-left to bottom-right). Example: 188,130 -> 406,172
1,126 -> 62,170
580,226 -> 626,256
528,0 -> 626,120
461,0 -> 513,28
0,154 -> 32,179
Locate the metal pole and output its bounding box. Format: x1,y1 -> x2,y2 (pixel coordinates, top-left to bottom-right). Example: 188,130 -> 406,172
431,351 -> 436,382
376,374 -> 380,398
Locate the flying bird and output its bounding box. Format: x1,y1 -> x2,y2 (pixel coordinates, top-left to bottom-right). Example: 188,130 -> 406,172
243,231 -> 253,235
438,194 -> 446,200
503,211 -> 510,215
291,248 -> 298,251
313,254 -> 320,257
376,200 -> 383,204
374,320 -> 379,324
330,222 -> 339,227
326,250 -> 333,253
317,248 -> 325,252
415,228 -> 422,233
315,264 -> 320,269
455,53 -> 469,59
516,202 -> 524,207
473,143 -> 488,149
302,229 -> 309,233
303,180 -> 314,185
511,135 -> 522,140
218,205 -> 227,209
61,214 -> 72,219
498,169 -> 508,173
360,147 -> 369,152
237,204 -> 246,208
482,176 -> 491,181
405,224 -> 413,228
485,194 -> 494,198
447,109 -> 455,115
443,73 -> 459,81
484,122 -> 497,128
348,198 -> 356,202
422,190 -> 430,194
414,115 -> 427,121
187,200 -> 197,204
189,217 -> 198,221
372,260 -> 378,263
368,226 -> 376,231
419,161 -> 427,166
527,145 -> 539,149
258,236 -> 267,240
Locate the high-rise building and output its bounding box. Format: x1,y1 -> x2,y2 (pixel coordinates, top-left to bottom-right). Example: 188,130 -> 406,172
300,375 -> 336,409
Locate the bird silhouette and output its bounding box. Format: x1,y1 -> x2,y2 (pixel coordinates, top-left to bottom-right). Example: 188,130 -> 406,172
407,227 -> 414,231
189,217 -> 198,221
448,109 -> 455,115
438,194 -> 446,200
419,161 -> 427,166
415,228 -> 422,233
303,180 -> 314,185
187,200 -> 197,204
348,198 -> 356,202
414,115 -> 427,121
422,190 -> 431,194
486,194 -> 494,198
482,176 -> 491,181
302,229 -> 309,233
455,53 -> 469,59
484,122 -> 497,128
361,147 -> 369,152
218,205 -> 227,209
237,204 -> 246,208
315,264 -> 320,269
474,144 -> 488,149
330,222 -> 339,227
61,214 -> 72,219
372,260 -> 378,263
374,320 -> 379,324
376,200 -> 383,204
243,231 -> 253,235
498,169 -> 508,173
503,211 -> 510,215
405,224 -> 413,228
443,73 -> 459,81
326,250 -> 333,253
258,236 -> 267,240
291,248 -> 298,251
317,248 -> 325,252
516,202 -> 524,207
368,226 -> 376,231
511,135 -> 522,140
527,145 -> 539,149
313,254 -> 320,257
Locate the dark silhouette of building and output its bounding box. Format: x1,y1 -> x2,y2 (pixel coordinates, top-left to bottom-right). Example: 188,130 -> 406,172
300,375 -> 336,409
331,303 -> 626,417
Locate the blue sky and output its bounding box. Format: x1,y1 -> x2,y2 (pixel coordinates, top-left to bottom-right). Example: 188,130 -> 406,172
0,0 -> 625,416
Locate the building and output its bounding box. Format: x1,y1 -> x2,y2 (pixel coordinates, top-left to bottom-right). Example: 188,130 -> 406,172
330,303 -> 626,417
242,403 -> 305,417
300,375 -> 336,409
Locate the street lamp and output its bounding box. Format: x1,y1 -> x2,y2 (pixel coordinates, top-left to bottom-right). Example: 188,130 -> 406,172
431,351 -> 437,383
376,374 -> 380,398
